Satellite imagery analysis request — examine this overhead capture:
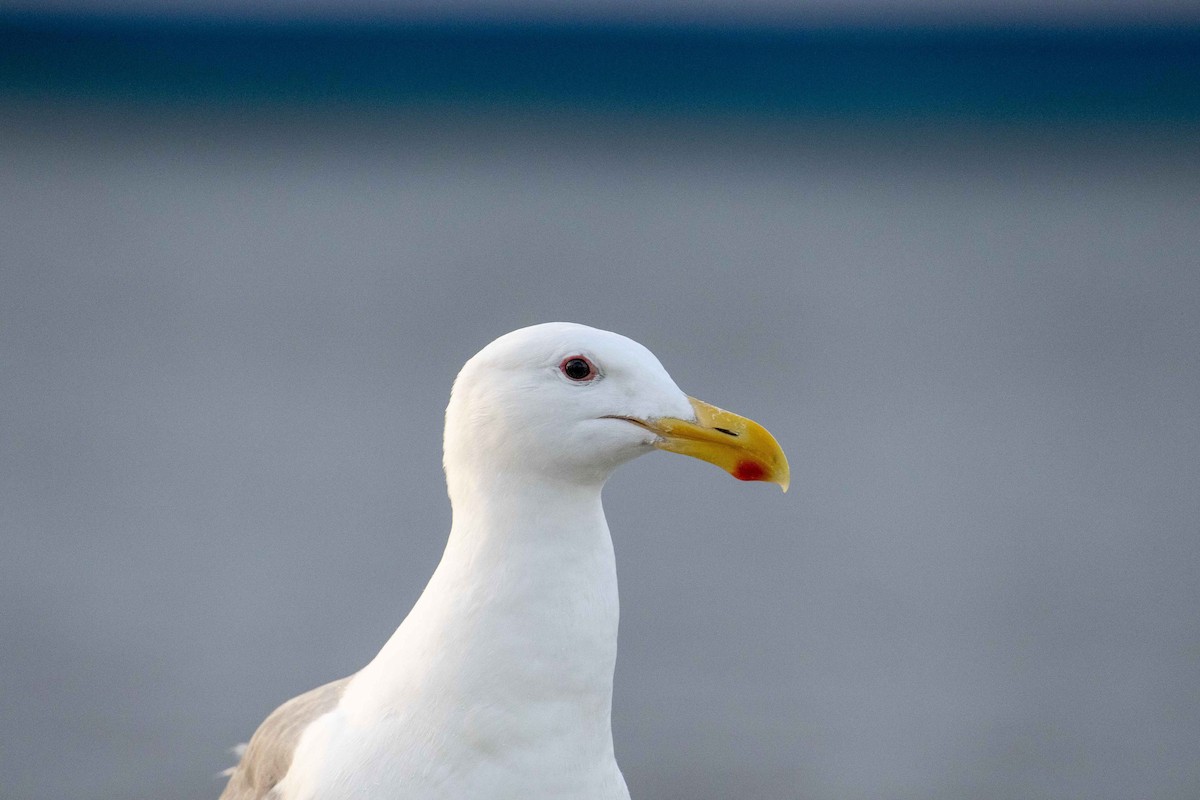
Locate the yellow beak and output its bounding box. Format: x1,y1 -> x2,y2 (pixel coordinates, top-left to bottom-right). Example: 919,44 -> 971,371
630,397 -> 790,491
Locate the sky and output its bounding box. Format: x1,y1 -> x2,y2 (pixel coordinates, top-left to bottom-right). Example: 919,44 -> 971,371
4,0 -> 1200,24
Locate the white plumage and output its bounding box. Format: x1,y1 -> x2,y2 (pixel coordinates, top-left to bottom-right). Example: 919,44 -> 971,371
219,322 -> 787,800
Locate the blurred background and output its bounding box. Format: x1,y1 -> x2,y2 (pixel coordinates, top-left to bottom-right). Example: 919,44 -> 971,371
2,2 -> 1199,799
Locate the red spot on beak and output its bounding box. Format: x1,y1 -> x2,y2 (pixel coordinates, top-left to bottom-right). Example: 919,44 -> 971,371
733,460 -> 766,482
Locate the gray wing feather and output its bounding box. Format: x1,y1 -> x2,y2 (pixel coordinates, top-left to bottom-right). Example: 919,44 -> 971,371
218,675 -> 353,800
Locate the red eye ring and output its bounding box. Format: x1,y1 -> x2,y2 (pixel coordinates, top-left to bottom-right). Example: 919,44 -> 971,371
559,355 -> 598,382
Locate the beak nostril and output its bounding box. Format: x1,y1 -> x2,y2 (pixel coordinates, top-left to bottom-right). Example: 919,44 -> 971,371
714,427 -> 739,437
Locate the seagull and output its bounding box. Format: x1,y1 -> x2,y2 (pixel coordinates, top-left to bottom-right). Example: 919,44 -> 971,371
218,322 -> 788,800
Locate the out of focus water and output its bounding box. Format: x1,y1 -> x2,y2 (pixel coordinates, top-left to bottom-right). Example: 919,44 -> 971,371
2,36 -> 1199,800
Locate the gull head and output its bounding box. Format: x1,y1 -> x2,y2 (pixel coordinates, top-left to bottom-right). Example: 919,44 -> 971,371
443,322 -> 789,491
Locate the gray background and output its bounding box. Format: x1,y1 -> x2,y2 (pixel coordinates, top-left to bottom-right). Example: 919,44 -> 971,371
3,104 -> 1199,800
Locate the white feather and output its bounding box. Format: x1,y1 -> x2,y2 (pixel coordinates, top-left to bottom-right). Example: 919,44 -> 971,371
254,323 -> 695,799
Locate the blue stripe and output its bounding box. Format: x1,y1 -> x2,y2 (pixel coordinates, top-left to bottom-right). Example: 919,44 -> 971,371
3,14 -> 1198,121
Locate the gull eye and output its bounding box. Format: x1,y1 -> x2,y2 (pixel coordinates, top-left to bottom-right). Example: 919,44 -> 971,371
560,356 -> 597,382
